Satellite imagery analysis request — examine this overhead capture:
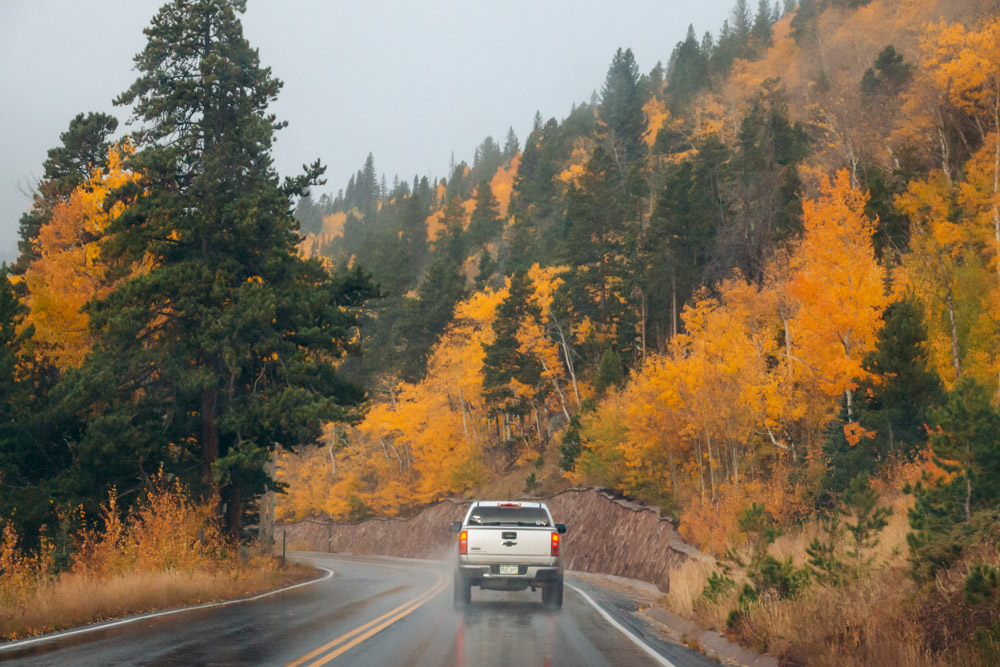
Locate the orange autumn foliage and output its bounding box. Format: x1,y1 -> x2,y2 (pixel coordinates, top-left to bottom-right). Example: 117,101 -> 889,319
426,155 -> 520,242
642,96 -> 670,148
277,265 -> 581,519
576,173 -> 887,551
490,154 -> 520,219
788,169 -> 888,416
22,144 -> 140,368
73,479 -> 227,577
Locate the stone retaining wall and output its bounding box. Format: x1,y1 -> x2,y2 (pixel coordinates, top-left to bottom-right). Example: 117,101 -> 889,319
278,488 -> 708,592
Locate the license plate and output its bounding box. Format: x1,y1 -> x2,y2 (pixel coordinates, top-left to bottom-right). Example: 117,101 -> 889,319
499,565 -> 518,575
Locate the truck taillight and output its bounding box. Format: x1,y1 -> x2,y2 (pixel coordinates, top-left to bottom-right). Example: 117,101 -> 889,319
459,530 -> 468,555
551,531 -> 560,556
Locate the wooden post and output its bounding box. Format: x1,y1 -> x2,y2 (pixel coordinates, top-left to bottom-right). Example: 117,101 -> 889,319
281,530 -> 286,567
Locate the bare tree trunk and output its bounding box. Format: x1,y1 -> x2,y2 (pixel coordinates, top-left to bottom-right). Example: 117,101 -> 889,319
257,448 -> 277,547
965,465 -> 972,523
201,387 -> 219,495
548,308 -> 581,407
782,315 -> 793,383
668,448 -> 679,500
640,287 -> 647,360
671,267 -> 678,339
458,389 -> 472,446
705,428 -> 717,503
540,358 -> 571,423
377,437 -> 391,463
226,486 -> 242,537
944,278 -> 962,382
731,443 -> 739,491
533,404 -> 544,441
696,438 -> 706,498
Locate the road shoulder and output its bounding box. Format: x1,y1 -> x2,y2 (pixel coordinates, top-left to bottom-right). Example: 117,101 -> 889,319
570,571 -> 778,667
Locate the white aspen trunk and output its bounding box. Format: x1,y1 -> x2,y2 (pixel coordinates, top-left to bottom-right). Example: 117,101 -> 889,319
731,443 -> 739,491
640,288 -> 647,361
377,437 -> 391,463
458,388 -> 472,445
696,438 -> 706,497
549,308 -> 581,407
945,280 -> 962,382
668,448 -> 679,499
384,439 -> 404,474
705,428 -> 717,503
533,404 -> 544,441
540,357 -> 572,423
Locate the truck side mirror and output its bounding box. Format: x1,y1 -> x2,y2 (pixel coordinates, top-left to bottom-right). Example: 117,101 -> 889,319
449,521 -> 462,532
555,523 -> 567,534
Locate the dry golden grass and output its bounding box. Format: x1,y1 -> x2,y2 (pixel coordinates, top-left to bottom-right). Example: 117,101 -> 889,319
0,562 -> 309,641
661,556 -> 719,617
0,478 -> 314,641
733,563 -> 935,666
660,486 -> 940,663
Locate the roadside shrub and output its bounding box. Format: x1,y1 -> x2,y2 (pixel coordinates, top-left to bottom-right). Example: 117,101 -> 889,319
701,570 -> 735,603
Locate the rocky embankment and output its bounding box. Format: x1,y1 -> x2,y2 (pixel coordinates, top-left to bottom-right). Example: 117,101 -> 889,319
278,488 -> 706,592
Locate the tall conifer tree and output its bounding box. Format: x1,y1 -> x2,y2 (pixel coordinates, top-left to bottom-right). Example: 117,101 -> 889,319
77,0 -> 375,534
600,48 -> 646,169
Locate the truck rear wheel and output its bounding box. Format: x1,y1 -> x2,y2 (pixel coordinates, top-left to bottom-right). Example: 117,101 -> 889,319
453,570 -> 471,607
543,576 -> 563,609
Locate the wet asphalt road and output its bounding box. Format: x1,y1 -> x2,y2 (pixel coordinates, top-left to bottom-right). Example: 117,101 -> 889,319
0,552 -> 717,666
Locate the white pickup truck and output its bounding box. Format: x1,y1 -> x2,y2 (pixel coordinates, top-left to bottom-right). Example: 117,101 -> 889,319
450,501 -> 567,608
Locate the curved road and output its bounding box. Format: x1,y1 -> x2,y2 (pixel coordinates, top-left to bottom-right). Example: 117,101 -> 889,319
0,552 -> 717,666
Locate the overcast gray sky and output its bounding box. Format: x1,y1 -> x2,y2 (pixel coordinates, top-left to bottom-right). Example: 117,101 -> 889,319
0,0 -> 736,265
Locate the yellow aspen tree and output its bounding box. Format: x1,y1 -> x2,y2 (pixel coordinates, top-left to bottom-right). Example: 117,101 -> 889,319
789,169 -> 888,422
23,144 -> 140,368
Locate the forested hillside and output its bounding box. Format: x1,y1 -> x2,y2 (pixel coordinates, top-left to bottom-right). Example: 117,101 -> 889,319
3,0 -> 1000,660
282,0 -> 998,530
278,0 -> 1000,660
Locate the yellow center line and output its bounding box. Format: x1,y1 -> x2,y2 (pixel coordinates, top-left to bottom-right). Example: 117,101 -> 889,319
283,570 -> 448,667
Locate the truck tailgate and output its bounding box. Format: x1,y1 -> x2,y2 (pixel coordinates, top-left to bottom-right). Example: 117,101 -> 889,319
465,527 -> 553,563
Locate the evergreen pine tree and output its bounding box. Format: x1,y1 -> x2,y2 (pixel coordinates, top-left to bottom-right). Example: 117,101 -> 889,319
600,48 -> 646,168
593,349 -> 624,396
860,45 -> 912,98
666,26 -> 711,110
467,181 -> 502,248
14,112 -> 118,273
822,297 -> 943,496
294,192 -> 324,235
751,0 -> 774,52
396,258 -> 467,381
790,0 -> 819,46
474,250 -> 498,291
502,127 -> 520,161
907,379 -> 1000,579
482,272 -> 543,427
434,197 -> 468,266
77,0 -> 377,534
473,136 -> 503,183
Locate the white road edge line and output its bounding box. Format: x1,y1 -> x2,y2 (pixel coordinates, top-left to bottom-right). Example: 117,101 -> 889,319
567,584 -> 676,667
0,566 -> 335,652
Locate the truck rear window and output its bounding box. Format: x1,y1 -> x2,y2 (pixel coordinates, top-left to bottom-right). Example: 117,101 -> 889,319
467,507 -> 551,526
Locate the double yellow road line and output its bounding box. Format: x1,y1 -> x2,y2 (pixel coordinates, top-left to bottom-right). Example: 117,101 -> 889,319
284,569 -> 449,667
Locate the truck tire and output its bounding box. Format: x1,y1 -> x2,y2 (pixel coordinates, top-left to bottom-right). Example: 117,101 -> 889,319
544,576 -> 563,609
453,570 -> 471,607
